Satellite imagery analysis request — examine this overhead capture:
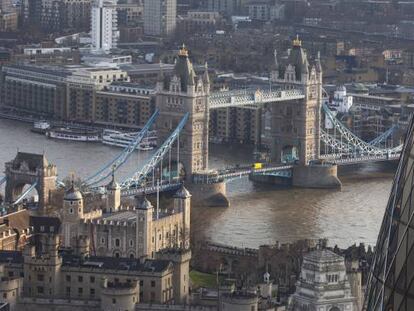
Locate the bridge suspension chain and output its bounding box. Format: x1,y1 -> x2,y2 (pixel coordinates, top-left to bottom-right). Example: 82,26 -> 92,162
13,181 -> 38,205
368,124 -> 398,146
120,113 -> 189,190
83,109 -> 160,187
322,103 -> 402,157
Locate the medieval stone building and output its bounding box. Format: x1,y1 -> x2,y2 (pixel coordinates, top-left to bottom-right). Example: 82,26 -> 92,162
60,175 -> 191,260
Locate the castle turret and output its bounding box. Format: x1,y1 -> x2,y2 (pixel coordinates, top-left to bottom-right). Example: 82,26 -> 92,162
61,181 -> 84,247
106,171 -> 121,213
173,186 -> 191,249
136,196 -> 153,258
101,278 -> 139,311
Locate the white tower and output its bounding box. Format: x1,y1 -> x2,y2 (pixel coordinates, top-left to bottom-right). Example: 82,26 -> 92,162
91,0 -> 119,53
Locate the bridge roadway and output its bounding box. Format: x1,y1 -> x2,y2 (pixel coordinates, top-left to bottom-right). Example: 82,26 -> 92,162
121,182 -> 182,197
209,88 -> 305,109
120,154 -> 400,196
320,153 -> 400,164
193,164 -> 294,184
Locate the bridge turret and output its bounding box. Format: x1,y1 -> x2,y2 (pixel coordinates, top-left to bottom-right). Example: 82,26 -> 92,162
156,44 -> 210,180
269,36 -> 322,165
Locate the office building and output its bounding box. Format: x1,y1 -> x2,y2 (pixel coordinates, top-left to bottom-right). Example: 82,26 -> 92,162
364,115 -> 414,310
143,0 -> 176,36
91,0 -> 119,53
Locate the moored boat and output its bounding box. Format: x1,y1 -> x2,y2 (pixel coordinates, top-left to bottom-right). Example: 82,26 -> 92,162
47,127 -> 101,142
102,129 -> 157,150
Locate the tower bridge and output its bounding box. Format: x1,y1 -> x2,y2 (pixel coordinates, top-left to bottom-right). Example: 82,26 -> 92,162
0,39 -> 404,208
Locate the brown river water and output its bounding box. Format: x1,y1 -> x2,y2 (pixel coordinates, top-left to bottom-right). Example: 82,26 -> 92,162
0,118 -> 394,248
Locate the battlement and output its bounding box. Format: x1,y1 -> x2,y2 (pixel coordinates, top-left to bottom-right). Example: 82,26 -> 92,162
83,209 -> 102,220
83,217 -> 136,227
156,248 -> 192,263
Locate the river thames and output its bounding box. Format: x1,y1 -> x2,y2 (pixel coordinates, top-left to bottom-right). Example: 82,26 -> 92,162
0,118 -> 394,249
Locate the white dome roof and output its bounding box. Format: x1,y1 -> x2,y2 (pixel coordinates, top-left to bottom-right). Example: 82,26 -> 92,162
64,185 -> 83,201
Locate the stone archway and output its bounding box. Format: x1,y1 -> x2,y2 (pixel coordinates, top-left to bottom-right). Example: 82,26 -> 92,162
329,307 -> 340,311
4,152 -> 57,208
281,145 -> 299,163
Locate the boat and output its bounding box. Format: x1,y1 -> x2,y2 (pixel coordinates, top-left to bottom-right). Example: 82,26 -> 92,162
46,127 -> 101,142
31,120 -> 51,134
102,129 -> 157,151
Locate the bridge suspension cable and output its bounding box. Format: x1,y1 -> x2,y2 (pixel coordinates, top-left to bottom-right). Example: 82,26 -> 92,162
120,113 -> 189,190
322,103 -> 402,157
83,109 -> 160,187
13,181 -> 38,205
0,176 -> 6,186
368,124 -> 398,146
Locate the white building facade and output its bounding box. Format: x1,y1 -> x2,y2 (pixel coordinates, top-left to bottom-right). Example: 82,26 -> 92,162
330,86 -> 353,113
91,0 -> 119,53
143,0 -> 176,36
288,249 -> 357,311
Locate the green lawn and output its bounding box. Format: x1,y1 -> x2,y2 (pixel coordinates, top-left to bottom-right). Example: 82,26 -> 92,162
190,270 -> 220,289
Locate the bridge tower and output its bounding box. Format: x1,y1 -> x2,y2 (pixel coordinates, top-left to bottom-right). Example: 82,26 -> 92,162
156,45 -> 210,180
269,36 -> 322,165
4,152 -> 57,208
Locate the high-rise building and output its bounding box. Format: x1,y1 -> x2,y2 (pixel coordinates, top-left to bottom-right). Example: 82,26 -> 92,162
365,116 -> 414,310
143,0 -> 176,36
91,0 -> 119,53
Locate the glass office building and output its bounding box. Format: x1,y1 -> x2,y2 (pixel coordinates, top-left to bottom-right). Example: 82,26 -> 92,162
365,117 -> 414,310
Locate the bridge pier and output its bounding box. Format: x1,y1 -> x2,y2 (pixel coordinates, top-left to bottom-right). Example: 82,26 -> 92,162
292,164 -> 341,189
187,182 -> 229,208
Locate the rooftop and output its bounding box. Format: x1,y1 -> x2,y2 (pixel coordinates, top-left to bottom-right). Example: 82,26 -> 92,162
62,254 -> 171,273
304,249 -> 344,264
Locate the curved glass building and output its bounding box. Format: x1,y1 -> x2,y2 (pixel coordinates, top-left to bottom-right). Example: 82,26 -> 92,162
365,117 -> 414,310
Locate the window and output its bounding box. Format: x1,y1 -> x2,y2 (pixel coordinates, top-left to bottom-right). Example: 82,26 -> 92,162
151,280 -> 155,287
139,280 -> 144,287
66,275 -> 71,282
90,276 -> 95,283
115,238 -> 120,247
78,276 -> 83,282
37,286 -> 44,294
101,238 -> 105,244
3,293 -> 6,299
37,274 -> 44,281
112,298 -> 116,304
78,287 -> 83,295
90,288 -> 95,296
66,287 -> 70,295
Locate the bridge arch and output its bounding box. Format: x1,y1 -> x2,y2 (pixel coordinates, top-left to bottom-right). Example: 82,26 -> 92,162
281,145 -> 299,164
4,152 -> 57,208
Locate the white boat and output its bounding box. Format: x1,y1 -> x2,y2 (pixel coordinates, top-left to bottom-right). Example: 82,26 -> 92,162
31,120 -> 51,134
47,127 -> 101,142
102,129 -> 157,151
